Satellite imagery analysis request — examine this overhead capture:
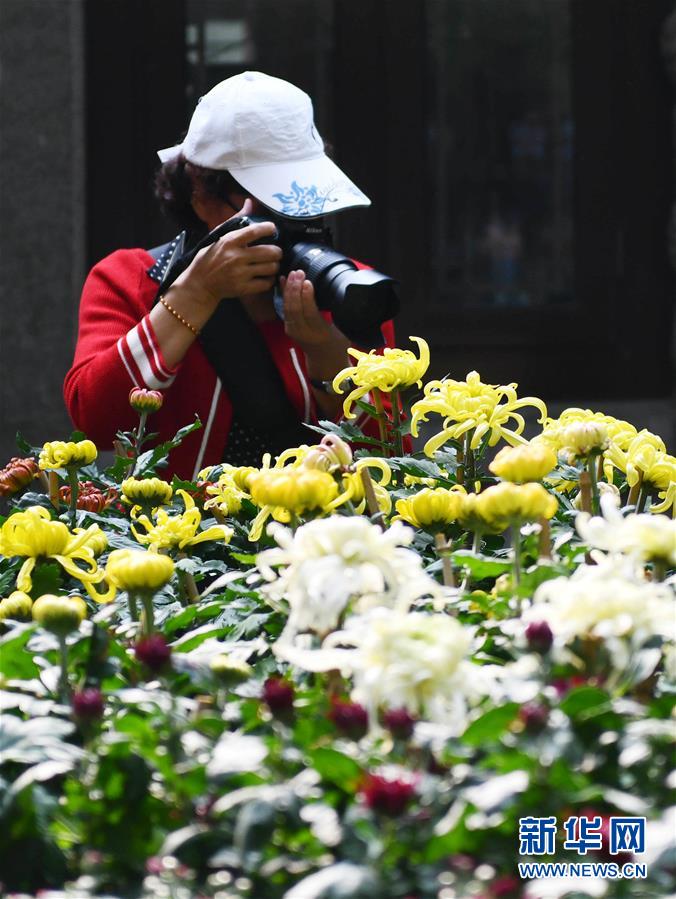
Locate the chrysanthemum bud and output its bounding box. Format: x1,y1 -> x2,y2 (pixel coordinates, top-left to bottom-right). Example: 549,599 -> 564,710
121,477 -> 173,507
489,443 -> 557,483
395,487 -> 466,530
518,702 -> 549,734
209,654 -> 253,686
0,457 -> 39,497
262,677 -> 295,720
72,687 -> 105,721
525,620 -> 554,654
129,387 -> 164,414
249,469 -> 338,515
135,634 -> 171,672
32,594 -> 87,636
383,707 -> 416,740
360,772 -> 416,816
39,440 -> 98,471
328,698 -> 369,740
558,422 -> 609,461
59,481 -> 117,513
106,548 -> 175,593
0,591 -> 33,621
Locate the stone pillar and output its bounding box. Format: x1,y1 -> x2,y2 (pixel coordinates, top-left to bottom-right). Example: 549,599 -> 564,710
0,0 -> 85,462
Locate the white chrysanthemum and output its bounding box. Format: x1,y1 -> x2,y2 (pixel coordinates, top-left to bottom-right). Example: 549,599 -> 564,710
576,493 -> 676,566
276,608 -> 489,731
257,517 -> 447,640
524,557 -> 675,644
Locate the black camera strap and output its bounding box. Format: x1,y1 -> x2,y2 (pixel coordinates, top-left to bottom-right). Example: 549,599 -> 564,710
149,224 -> 311,463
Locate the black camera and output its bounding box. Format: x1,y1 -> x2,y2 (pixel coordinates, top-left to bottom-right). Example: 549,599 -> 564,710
160,214 -> 399,348
238,215 -> 399,347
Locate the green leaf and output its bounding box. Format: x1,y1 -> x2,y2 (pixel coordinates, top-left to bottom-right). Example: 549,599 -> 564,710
308,748 -> 363,792
133,417 -> 202,477
451,551 -> 511,579
559,686 -> 610,718
461,703 -> 520,746
0,624 -> 40,679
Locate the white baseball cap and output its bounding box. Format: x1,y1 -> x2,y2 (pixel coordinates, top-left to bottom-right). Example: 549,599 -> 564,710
157,71 -> 371,220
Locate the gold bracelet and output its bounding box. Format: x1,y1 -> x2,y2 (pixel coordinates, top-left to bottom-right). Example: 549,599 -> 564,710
159,295 -> 200,336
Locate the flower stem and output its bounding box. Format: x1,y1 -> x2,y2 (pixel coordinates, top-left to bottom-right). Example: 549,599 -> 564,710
636,484 -> 649,513
464,432 -> 476,491
587,457 -> 600,516
48,471 -> 60,509
538,516 -> 552,560
67,467 -> 80,528
511,523 -> 522,587
390,389 -> 404,458
578,469 -> 592,514
127,591 -> 139,622
58,635 -> 70,701
140,593 -> 154,635
434,532 -> 456,588
372,389 -> 390,457
359,467 -> 385,527
456,444 -> 465,487
627,472 -> 643,508
460,531 -> 481,592
177,553 -> 200,604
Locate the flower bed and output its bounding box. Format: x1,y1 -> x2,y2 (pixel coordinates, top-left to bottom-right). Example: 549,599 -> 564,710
0,343 -> 674,899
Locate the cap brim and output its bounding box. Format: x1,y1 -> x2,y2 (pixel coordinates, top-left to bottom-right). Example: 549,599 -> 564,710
157,144 -> 183,164
228,154 -> 371,219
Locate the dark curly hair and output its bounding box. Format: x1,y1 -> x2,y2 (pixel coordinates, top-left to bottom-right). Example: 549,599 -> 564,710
153,155 -> 247,234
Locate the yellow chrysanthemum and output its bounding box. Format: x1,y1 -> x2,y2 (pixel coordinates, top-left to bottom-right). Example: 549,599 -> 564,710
121,477 -> 173,507
0,506 -> 113,601
39,440 -> 97,470
475,482 -> 558,531
32,593 -> 87,636
395,486 -> 467,531
329,458 -> 393,516
332,336 -> 430,419
247,468 -> 341,541
538,408 -> 637,452
131,489 -> 233,552
0,591 -> 33,621
106,548 -> 175,593
204,468 -> 250,517
605,431 -> 676,514
489,443 -> 557,483
410,371 -> 548,457
72,524 -> 108,557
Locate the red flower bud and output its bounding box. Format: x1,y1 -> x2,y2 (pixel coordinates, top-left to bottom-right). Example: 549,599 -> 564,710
129,387 -> 164,414
59,481 -> 117,513
525,620 -> 553,653
519,702 -> 549,734
0,456 -> 38,497
135,634 -> 172,672
360,773 -> 416,816
262,677 -> 295,720
72,687 -> 105,721
383,707 -> 416,740
328,698 -> 369,740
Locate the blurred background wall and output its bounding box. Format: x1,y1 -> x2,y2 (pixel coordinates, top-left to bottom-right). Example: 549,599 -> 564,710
1,0 -> 674,462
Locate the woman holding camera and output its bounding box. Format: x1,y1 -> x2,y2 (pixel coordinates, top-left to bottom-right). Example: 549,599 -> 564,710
64,71 -> 396,479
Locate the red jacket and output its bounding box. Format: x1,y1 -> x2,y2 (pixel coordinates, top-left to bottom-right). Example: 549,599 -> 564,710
64,247 -> 397,480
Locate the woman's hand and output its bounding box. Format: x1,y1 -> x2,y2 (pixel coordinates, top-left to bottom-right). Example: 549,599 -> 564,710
175,200 -> 283,305
282,270 -> 352,418
280,270 -> 337,348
